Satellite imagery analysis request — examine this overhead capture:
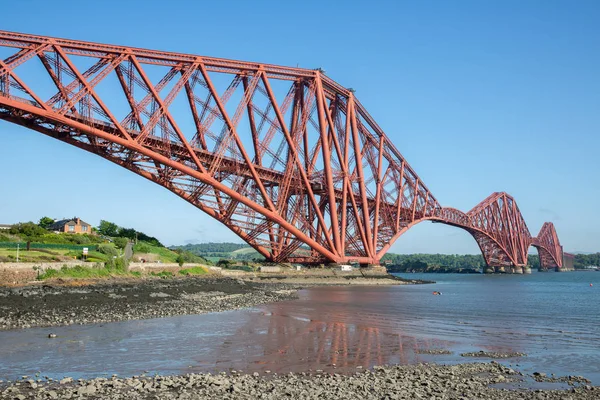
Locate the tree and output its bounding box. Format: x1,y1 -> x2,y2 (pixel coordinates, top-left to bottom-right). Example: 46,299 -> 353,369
9,222 -> 48,239
97,220 -> 119,237
38,216 -> 54,230
118,227 -> 137,240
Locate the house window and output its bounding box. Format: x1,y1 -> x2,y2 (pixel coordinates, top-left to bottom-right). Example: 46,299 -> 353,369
82,225 -> 88,232
68,225 -> 75,232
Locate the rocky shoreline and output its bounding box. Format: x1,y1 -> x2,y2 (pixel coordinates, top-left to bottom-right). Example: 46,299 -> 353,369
0,277 -> 304,330
0,274 -> 421,331
1,276 -> 597,398
0,362 -> 596,399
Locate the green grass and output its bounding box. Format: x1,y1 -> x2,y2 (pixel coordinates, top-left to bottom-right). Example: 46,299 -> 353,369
179,266 -> 207,276
150,271 -> 174,278
134,242 -> 179,263
0,248 -> 72,262
38,265 -> 114,280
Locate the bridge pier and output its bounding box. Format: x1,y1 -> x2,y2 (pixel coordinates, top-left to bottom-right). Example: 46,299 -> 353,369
485,265 -> 531,274
556,266 -> 574,272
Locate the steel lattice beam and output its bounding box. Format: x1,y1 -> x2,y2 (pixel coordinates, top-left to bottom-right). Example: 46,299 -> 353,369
0,30 -> 563,267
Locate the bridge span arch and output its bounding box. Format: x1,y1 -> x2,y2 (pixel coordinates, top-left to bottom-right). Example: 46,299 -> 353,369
0,30 -> 563,268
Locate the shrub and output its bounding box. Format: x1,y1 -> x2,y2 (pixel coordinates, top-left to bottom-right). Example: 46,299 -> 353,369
98,244 -> 119,257
105,257 -> 128,272
150,271 -> 173,278
134,242 -> 152,254
113,237 -> 128,250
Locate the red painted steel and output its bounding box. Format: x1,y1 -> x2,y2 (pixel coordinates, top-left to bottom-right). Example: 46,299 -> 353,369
532,222 -> 564,269
0,31 -> 563,267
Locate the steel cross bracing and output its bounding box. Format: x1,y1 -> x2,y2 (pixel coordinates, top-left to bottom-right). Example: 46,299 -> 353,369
0,31 -> 563,267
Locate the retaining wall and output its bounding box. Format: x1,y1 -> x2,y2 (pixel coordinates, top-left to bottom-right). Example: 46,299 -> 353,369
127,263 -> 211,272
0,262 -> 93,285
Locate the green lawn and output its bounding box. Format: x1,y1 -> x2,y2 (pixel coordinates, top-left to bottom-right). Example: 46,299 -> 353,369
0,248 -> 73,262
133,242 -> 180,263
38,265 -> 114,280
179,266 -> 208,276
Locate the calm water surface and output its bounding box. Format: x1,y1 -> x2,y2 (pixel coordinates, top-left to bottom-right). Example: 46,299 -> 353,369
0,271 -> 598,383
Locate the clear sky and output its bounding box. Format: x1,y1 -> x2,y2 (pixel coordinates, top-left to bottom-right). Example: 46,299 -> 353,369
0,0 -> 598,254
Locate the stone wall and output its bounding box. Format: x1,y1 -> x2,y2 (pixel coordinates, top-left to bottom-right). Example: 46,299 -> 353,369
0,261 -> 389,286
0,262 -> 91,285
127,263 -> 211,272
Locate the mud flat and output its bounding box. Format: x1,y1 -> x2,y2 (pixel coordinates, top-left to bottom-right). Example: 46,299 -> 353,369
0,362 -> 597,399
0,277 -> 303,330
0,273 -> 417,330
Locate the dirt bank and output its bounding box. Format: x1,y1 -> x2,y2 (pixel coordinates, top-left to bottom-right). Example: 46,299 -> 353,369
0,362 -> 596,399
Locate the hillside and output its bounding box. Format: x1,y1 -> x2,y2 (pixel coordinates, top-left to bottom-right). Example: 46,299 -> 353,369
171,242 -> 262,262
133,241 -> 210,265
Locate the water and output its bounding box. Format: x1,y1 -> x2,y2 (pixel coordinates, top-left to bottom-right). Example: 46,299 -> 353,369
0,271 -> 598,383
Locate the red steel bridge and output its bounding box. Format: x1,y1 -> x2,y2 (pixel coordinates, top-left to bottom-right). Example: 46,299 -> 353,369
0,31 -> 568,271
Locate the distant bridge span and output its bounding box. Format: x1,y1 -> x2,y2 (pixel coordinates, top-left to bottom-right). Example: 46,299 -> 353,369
0,30 -> 565,269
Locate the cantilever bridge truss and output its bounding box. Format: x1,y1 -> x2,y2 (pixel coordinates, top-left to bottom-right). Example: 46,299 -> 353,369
0,31 -> 564,268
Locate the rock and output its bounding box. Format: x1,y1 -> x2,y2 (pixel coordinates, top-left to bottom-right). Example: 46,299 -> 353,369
48,333 -> 57,338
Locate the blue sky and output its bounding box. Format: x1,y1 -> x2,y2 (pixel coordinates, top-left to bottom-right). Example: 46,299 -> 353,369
0,0 -> 598,254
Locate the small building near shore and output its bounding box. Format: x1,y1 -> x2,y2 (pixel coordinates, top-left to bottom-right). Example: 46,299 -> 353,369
259,266 -> 281,273
0,224 -> 12,231
339,265 -> 353,271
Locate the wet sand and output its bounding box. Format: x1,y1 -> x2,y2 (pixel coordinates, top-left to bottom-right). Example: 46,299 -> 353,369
0,274 -> 412,330
0,277 -> 303,330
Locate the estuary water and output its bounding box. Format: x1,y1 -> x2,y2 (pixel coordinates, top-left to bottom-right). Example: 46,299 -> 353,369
0,271 -> 598,383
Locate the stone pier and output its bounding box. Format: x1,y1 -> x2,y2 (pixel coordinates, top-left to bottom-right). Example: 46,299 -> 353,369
484,265 -> 532,274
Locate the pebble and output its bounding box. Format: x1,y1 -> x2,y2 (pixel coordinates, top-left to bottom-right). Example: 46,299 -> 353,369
0,278 -> 301,331
0,363 -> 596,399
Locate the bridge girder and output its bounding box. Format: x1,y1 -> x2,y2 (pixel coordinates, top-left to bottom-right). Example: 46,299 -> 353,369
532,222 -> 563,268
0,30 -> 563,267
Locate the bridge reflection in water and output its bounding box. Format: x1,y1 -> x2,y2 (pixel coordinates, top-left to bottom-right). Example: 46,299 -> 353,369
211,310 -> 454,374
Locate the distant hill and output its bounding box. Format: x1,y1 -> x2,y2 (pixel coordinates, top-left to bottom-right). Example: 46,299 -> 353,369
170,242 -> 262,262
172,242 -> 250,253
